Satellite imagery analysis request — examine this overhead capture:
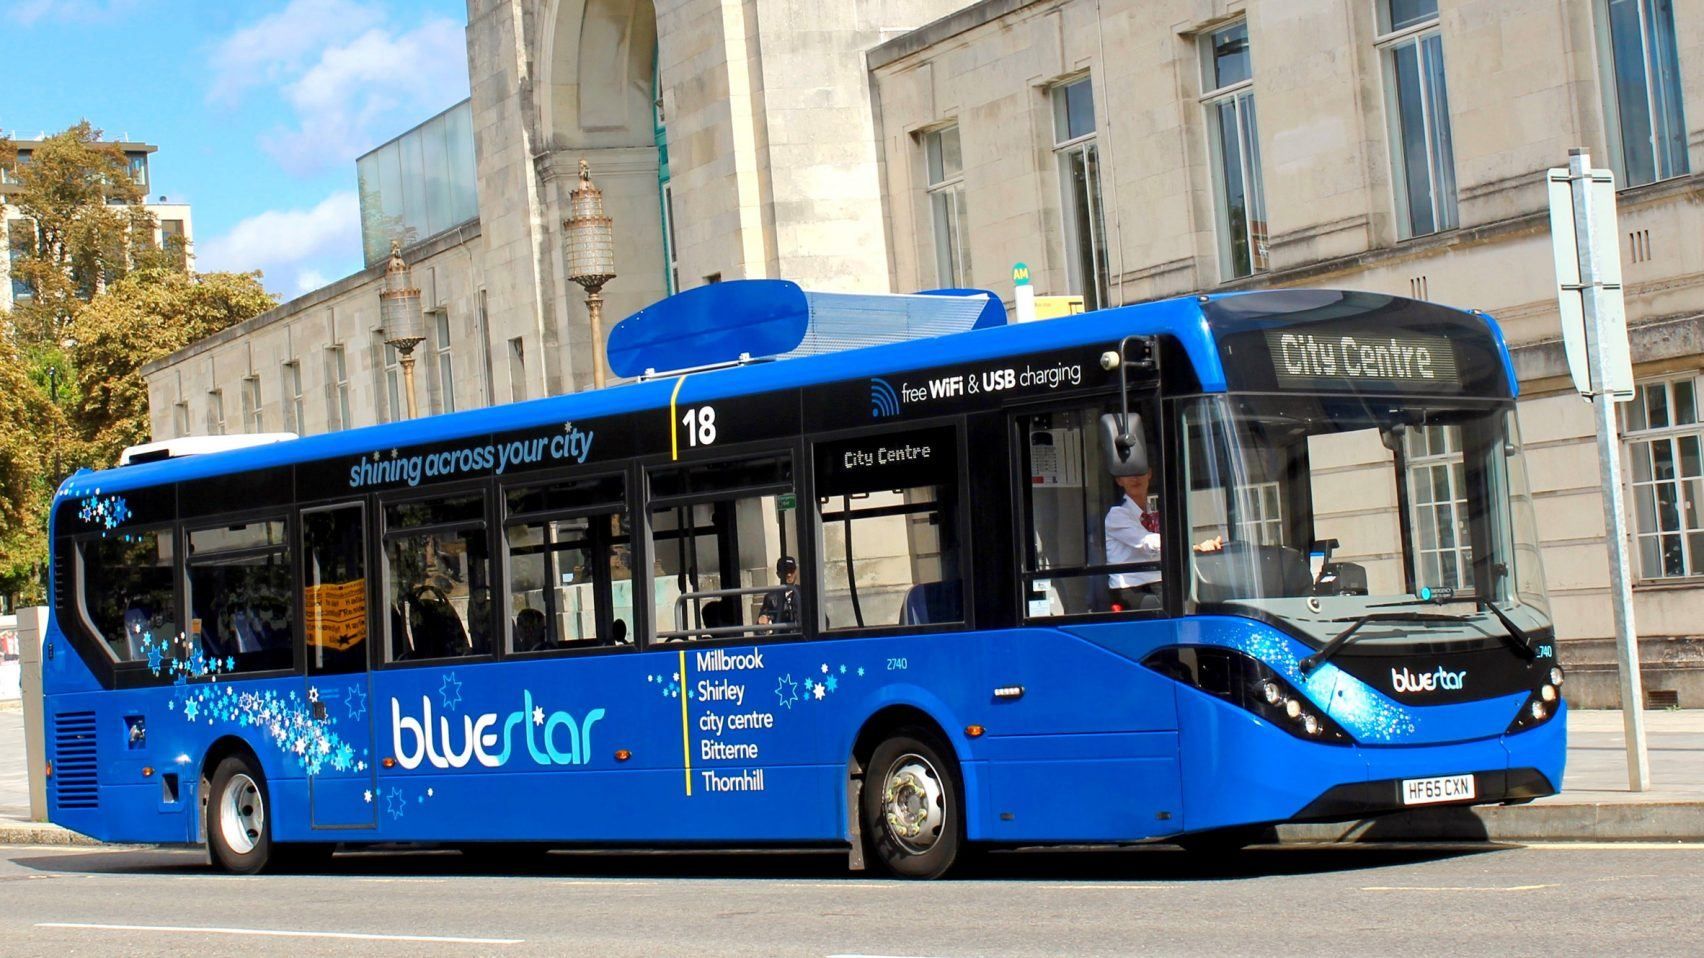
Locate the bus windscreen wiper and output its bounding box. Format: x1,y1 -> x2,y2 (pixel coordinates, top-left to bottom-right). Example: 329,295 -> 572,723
1478,601 -> 1539,660
1298,611 -> 1472,674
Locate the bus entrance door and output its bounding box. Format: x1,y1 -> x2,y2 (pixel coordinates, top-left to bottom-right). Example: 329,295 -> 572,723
301,503 -> 378,829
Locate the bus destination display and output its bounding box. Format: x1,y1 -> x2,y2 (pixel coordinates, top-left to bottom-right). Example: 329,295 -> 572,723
1263,329 -> 1460,392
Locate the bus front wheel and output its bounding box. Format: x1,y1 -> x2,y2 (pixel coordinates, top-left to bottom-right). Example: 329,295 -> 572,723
207,755 -> 273,874
862,732 -> 962,879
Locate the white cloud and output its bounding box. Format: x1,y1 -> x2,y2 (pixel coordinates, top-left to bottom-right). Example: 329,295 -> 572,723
197,191 -> 361,295
209,2 -> 470,176
206,0 -> 384,106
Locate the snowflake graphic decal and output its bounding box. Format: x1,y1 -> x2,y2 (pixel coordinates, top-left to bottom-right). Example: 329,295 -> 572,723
774,674 -> 800,709
439,672 -> 464,711
78,492 -> 131,532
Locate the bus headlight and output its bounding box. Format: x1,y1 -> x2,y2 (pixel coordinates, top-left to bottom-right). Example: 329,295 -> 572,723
1550,666 -> 1564,687
1143,645 -> 1352,745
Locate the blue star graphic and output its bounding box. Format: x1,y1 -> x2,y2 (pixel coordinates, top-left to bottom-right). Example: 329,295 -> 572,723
774,674 -> 800,709
145,645 -> 163,673
439,672 -> 463,711
345,685 -> 368,720
385,787 -> 406,820
839,664 -> 847,674
826,676 -> 838,692
857,667 -> 866,677
183,698 -> 200,721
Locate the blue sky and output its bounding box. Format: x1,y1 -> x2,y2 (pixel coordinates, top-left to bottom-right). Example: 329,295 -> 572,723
2,0 -> 470,297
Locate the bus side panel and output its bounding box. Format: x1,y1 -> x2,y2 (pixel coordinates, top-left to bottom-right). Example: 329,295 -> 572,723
1174,686 -> 1371,834
974,733 -> 1182,841
40,618 -> 103,697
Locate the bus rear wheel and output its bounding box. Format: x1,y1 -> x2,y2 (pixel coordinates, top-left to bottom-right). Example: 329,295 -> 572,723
862,732 -> 962,879
208,755 -> 273,874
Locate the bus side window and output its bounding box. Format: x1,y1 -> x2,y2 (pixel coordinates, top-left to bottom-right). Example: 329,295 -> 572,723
504,473 -> 633,652
382,493 -> 495,662
647,456 -> 798,643
1016,402 -> 1161,617
80,527 -> 179,662
814,426 -> 962,631
302,505 -> 368,674
186,519 -> 293,674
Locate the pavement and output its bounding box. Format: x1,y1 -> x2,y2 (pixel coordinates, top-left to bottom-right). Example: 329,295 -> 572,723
1,703 -> 1700,847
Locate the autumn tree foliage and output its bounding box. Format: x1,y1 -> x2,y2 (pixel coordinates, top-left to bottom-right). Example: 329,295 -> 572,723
0,123 -> 275,605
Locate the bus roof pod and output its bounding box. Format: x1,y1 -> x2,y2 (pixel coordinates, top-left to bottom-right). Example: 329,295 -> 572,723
119,432 -> 299,466
605,279 -> 1007,380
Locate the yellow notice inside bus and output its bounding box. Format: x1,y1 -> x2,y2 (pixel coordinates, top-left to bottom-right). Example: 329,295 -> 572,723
305,579 -> 366,649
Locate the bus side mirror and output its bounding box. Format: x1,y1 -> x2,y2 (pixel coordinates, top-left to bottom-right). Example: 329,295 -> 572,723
1099,413 -> 1148,478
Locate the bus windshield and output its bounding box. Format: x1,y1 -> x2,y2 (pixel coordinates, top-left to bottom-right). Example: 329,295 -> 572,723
1181,393 -> 1552,647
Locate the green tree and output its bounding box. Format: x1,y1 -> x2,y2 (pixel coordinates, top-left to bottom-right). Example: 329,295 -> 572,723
5,121 -> 163,346
0,331 -> 64,604
70,268 -> 275,467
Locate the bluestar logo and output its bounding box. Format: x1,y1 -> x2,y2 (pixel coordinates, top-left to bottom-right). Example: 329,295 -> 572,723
391,692 -> 605,769
1390,666 -> 1467,694
870,377 -> 901,418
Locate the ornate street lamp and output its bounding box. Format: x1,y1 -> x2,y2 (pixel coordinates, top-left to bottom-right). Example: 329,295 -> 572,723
564,159 -> 617,388
379,240 -> 426,417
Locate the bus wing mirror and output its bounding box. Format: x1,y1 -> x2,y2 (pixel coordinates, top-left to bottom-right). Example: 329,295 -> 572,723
1099,413 -> 1148,478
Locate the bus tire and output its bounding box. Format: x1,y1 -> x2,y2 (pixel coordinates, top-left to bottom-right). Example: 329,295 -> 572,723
207,755 -> 273,874
862,731 -> 962,879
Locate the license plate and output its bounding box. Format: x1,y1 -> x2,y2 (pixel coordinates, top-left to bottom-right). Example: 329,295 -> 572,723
1401,774 -> 1476,805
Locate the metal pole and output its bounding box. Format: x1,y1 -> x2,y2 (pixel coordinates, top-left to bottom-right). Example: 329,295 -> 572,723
1569,147 -> 1649,791
586,288 -> 607,389
398,350 -> 419,419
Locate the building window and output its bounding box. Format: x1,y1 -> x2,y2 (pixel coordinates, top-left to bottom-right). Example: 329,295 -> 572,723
1406,425 -> 1471,590
241,375 -> 262,433
127,154 -> 148,188
924,125 -> 972,288
207,389 -> 226,436
1201,21 -> 1270,278
326,345 -> 351,431
1599,0 -> 1689,187
434,312 -> 456,414
173,400 -> 190,438
383,342 -> 403,422
1052,77 -> 1112,310
8,218 -> 34,302
1624,374 -> 1704,579
1378,1 -> 1459,237
508,336 -> 527,403
159,218 -> 187,268
283,361 -> 305,434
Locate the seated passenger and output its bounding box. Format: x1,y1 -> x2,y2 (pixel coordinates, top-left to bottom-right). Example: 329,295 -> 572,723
514,607 -> 548,650
757,557 -> 799,627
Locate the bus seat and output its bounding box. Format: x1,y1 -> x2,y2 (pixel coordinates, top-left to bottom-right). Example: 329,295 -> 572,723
899,580 -> 962,626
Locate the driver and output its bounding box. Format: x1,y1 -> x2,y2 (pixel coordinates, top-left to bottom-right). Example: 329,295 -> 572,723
1105,466 -> 1222,609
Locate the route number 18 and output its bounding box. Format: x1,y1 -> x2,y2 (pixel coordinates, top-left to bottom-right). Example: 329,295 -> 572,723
682,405 -> 718,447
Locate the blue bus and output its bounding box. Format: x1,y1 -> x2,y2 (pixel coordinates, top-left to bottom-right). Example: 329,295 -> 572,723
42,284 -> 1564,877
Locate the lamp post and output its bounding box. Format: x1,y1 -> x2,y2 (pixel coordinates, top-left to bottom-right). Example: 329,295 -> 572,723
379,240 -> 425,418
564,159 -> 617,389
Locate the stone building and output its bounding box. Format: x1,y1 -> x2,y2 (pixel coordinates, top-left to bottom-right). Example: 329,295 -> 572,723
142,0 -> 1704,706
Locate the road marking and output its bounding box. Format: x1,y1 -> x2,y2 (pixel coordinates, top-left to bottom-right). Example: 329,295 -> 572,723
549,880 -> 661,887
1362,884 -> 1558,892
1523,842 -> 1704,850
36,922 -> 522,944
828,954 -> 953,958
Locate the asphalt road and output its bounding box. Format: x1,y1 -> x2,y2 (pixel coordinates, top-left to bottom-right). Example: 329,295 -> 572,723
0,842 -> 1699,957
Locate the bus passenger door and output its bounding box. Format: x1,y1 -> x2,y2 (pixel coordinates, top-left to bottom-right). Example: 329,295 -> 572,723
301,503 -> 378,829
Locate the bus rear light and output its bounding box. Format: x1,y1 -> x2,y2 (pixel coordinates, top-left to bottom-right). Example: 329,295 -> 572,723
965,725 -> 986,738
141,766 -> 154,777
614,749 -> 632,762
44,761 -> 52,778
